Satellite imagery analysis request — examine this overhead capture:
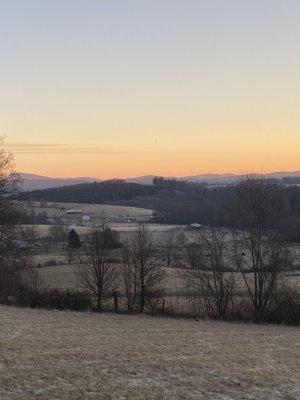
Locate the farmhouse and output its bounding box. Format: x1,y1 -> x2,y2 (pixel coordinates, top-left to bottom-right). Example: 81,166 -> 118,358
82,215 -> 91,222
190,223 -> 202,229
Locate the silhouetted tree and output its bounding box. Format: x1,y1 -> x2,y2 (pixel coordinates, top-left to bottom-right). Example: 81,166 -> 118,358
123,224 -> 164,313
75,223 -> 117,311
161,231 -> 176,267
0,137 -> 25,299
231,179 -> 292,322
0,137 -> 20,260
184,242 -> 203,269
68,229 -> 81,249
186,227 -> 235,319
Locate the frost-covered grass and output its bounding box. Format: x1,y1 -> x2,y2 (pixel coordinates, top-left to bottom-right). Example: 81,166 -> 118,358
0,306 -> 299,399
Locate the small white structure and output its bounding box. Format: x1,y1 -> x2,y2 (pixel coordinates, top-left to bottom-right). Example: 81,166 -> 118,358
82,215 -> 91,223
190,223 -> 202,229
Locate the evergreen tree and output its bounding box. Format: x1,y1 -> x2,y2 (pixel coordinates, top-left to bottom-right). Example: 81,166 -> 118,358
68,229 -> 81,249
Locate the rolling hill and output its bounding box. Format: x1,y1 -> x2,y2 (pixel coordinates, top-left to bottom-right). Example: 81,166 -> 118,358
18,171 -> 300,190
18,173 -> 100,191
15,180 -> 165,206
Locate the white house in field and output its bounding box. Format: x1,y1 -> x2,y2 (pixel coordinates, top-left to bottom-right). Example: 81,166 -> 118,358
190,223 -> 202,229
82,215 -> 91,223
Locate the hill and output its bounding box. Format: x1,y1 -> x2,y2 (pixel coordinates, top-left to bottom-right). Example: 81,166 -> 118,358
15,179 -> 206,210
15,180 -> 168,207
14,179 -> 300,240
128,171 -> 300,185
18,173 -> 100,191
18,171 -> 300,190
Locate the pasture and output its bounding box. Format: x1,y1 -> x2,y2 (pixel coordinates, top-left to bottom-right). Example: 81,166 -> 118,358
0,305 -> 299,400
16,200 -> 154,223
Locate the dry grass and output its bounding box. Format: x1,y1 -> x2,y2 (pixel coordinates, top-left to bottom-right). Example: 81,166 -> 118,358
16,201 -> 153,219
0,306 -> 299,399
36,264 -> 79,290
35,261 -> 300,295
21,223 -> 183,239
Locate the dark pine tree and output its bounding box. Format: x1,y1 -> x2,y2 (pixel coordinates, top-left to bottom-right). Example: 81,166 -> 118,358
68,229 -> 81,249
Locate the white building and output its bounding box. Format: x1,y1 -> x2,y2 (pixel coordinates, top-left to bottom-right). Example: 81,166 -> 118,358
190,223 -> 202,229
82,215 -> 91,223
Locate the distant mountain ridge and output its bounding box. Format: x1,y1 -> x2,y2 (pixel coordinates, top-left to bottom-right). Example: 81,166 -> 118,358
127,171 -> 300,185
18,173 -> 100,191
18,171 -> 300,191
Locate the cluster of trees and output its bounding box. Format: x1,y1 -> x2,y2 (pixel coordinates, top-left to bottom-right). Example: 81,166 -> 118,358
153,177 -> 207,194
74,223 -> 164,313
154,181 -> 300,243
282,176 -> 300,184
184,180 -> 298,323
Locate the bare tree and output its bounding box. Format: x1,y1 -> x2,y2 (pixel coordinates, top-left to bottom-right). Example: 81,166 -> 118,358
75,223 -> 118,311
0,138 -> 25,300
0,137 -> 18,195
124,223 -> 164,313
12,225 -> 39,269
121,244 -> 138,311
186,228 -> 235,319
0,137 -> 20,261
231,179 -> 291,321
161,230 -> 176,267
184,242 -> 203,269
17,225 -> 39,247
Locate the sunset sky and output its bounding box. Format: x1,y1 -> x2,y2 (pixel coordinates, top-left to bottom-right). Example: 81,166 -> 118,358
1,1 -> 299,178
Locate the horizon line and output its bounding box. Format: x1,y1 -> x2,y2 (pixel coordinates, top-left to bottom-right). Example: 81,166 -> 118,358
17,169 -> 300,181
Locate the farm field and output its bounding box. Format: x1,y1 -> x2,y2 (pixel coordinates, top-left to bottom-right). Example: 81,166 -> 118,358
24,223 -> 185,239
30,263 -> 187,293
0,305 -> 299,400
33,263 -> 300,300
16,200 -> 154,222
23,222 -> 300,294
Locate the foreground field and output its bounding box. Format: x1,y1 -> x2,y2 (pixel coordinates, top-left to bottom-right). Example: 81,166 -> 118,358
0,306 -> 299,400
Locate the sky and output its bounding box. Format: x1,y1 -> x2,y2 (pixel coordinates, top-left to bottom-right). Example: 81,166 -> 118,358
0,1 -> 299,178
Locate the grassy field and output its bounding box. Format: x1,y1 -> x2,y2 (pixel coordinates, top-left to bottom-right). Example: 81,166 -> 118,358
0,305 -> 299,400
30,263 -> 186,294
17,201 -> 154,222
25,223 -> 184,239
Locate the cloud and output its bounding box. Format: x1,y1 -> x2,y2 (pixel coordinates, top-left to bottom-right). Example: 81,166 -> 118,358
6,142 -> 137,155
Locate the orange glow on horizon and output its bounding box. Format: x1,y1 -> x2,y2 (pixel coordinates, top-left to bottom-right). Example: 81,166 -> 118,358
9,135 -> 300,179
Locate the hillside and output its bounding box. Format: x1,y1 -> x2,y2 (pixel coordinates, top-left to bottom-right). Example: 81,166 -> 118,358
14,179 -> 300,235
15,180 -> 202,211
18,173 -> 100,191
0,306 -> 299,400
15,180 -> 162,205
